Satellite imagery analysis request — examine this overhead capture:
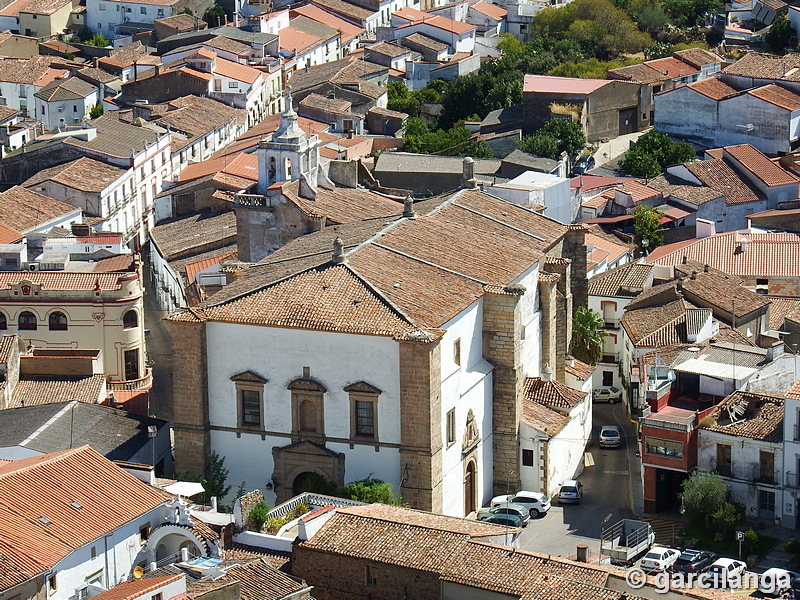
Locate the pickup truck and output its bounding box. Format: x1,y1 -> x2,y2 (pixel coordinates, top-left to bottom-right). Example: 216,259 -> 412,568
600,519 -> 656,565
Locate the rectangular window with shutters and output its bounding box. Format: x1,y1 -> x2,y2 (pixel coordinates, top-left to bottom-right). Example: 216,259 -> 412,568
716,444 -> 731,477
241,390 -> 261,426
522,449 -> 534,466
355,400 -> 374,437
446,409 -> 456,446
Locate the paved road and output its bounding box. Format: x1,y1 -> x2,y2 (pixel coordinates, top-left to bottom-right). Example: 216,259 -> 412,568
517,401 -> 637,561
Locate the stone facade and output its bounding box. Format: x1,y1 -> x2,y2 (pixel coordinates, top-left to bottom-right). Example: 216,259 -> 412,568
398,339 -> 443,513
483,286 -> 525,496
168,319 -> 211,478
293,543 -> 441,600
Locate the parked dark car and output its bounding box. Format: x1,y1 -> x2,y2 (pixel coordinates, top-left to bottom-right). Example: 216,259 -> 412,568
571,154 -> 596,176
483,513 -> 524,527
669,550 -> 717,573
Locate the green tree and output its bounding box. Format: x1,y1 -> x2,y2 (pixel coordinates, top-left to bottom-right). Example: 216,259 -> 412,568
569,307 -> 605,365
766,14 -> 795,54
518,133 -> 559,159
202,451 -> 231,500
743,528 -> 759,553
248,502 -> 270,532
89,33 -> 109,47
663,0 -> 723,27
341,477 -> 406,505
540,118 -> 586,156
203,3 -> 226,27
632,205 -> 665,253
294,472 -> 339,495
681,471 -> 728,520
89,103 -> 103,119
621,129 -> 696,177
710,501 -> 742,536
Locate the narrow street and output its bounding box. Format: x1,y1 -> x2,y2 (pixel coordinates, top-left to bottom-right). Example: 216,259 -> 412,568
517,401 -> 639,560
143,263 -> 174,424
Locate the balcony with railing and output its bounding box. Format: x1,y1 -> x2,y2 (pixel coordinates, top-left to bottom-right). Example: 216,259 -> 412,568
235,193 -> 272,209
715,463 -> 778,485
787,473 -> 800,489
107,368 -> 153,392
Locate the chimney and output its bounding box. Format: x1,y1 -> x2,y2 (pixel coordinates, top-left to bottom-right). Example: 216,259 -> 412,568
305,62 -> 309,73
682,255 -> 688,264
541,363 -> 552,382
703,264 -> 709,272
332,236 -> 347,264
462,156 -> 477,189
691,271 -> 697,280
403,195 -> 416,218
766,340 -> 784,362
740,236 -> 748,253
565,355 -> 575,367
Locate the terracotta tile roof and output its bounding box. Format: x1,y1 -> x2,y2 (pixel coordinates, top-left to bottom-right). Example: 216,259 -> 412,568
298,92 -> 351,113
724,144 -> 800,186
522,399 -> 569,435
289,4 -> 365,43
747,83 -> 800,111
194,264 -> 417,337
0,186 -> 78,232
622,294 -> 687,345
179,152 -> 259,184
588,261 -> 653,297
310,0 -> 373,22
204,35 -> 252,56
0,272 -> 125,291
212,57 -> 262,84
99,44 -> 161,70
673,48 -> 723,68
299,503 -> 633,599
400,32 -> 449,52
565,358 -> 595,380
704,390 -> 783,442
184,250 -> 237,285
172,190 -> 570,334
9,375 -> 106,408
0,55 -> 66,84
647,56 -> 699,79
279,25 -> 321,54
0,334 -> 17,364
22,157 -> 127,194
89,575 -> 183,600
0,446 -> 167,589
150,210 -> 237,261
220,559 -> 307,599
767,296 -> 800,329
647,175 -> 724,205
685,159 -> 762,204
723,51 -> 800,81
0,224 -> 23,243
788,378 -> 800,401
282,180 -> 402,222
606,179 -> 661,203
607,62 -> 666,84
523,376 -> 586,410
34,76 -> 97,102
647,230 -> 800,278
470,0 -> 507,19
586,233 -> 630,269
222,543 -> 291,569
91,254 -> 136,273
675,261 -> 770,317
366,40 -> 411,59
683,77 -> 738,100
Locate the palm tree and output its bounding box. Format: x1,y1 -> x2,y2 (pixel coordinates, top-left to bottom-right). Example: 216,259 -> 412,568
569,307 -> 605,365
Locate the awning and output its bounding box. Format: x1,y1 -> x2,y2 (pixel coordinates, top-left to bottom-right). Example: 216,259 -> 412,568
163,481 -> 206,497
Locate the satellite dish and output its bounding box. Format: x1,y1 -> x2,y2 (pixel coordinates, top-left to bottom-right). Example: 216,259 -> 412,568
133,566 -> 144,579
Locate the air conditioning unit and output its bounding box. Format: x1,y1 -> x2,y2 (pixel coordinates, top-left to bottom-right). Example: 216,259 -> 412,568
75,586 -> 89,600
28,263 -> 39,271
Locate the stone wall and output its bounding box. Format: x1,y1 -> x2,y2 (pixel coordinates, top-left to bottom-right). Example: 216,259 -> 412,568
398,339 -> 443,513
293,544 -> 441,600
482,286 -> 524,495
168,318 -> 210,478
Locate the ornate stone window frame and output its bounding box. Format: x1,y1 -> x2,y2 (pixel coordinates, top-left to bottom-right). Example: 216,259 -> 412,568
231,371 -> 268,429
345,381 -> 381,441
288,378 -> 326,441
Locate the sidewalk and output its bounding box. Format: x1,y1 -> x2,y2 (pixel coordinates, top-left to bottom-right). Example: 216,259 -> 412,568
592,129 -> 650,169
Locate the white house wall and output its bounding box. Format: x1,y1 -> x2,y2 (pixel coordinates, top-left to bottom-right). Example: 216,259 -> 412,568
545,399 -> 591,498
205,322 -> 402,506
439,298 -> 494,515
516,263 -> 542,378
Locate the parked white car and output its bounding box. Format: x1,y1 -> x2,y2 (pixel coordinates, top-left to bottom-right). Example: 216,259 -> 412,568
593,386 -> 622,403
706,558 -> 747,587
640,547 -> 680,572
759,567 -> 799,596
490,491 -> 551,517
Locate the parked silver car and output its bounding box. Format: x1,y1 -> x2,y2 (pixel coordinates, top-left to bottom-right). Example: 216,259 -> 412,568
477,502 -> 531,527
